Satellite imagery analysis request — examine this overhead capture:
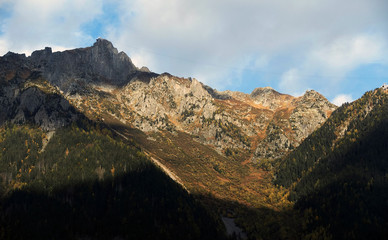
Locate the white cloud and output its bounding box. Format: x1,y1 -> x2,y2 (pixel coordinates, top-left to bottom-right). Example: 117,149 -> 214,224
280,33 -> 388,97
332,94 -> 353,106
279,68 -> 305,96
106,0 -> 388,92
129,49 -> 157,71
1,0 -> 387,96
0,0 -> 103,55
0,38 -> 9,54
311,34 -> 386,74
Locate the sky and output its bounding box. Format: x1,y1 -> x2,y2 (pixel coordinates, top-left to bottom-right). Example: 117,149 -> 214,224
0,0 -> 387,105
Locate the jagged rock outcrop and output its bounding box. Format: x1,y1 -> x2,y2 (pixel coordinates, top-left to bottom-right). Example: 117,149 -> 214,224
253,90 -> 336,160
29,38 -> 138,92
0,63 -> 79,130
290,90 -> 335,142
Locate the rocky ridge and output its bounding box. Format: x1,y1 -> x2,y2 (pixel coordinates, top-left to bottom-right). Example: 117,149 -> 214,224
0,39 -> 337,161
65,72 -> 335,161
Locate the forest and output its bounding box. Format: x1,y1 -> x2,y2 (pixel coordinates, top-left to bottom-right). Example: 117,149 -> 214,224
275,88 -> 388,239
0,120 -> 226,240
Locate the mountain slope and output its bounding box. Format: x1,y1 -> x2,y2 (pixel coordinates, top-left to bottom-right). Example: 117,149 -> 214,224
0,39 -> 337,213
0,43 -> 227,239
68,71 -> 335,161
275,87 -> 388,239
0,122 -> 226,239
1,39 -> 336,162
1,39 -> 341,239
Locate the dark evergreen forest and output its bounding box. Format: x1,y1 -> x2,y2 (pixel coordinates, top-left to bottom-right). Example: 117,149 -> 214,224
275,89 -> 388,239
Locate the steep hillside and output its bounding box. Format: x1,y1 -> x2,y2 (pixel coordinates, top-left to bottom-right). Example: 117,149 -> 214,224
0,122 -> 226,239
276,87 -> 388,239
61,69 -> 334,210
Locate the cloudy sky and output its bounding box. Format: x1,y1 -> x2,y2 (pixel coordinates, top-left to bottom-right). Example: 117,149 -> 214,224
1,0 -> 387,105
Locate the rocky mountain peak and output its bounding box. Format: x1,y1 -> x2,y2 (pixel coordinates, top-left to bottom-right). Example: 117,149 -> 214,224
298,90 -> 336,108
249,87 -> 294,110
30,47 -> 52,63
90,38 -> 131,63
28,38 -> 138,91
302,89 -> 322,98
93,38 -> 116,51
139,66 -> 151,72
250,86 -> 279,98
2,52 -> 27,62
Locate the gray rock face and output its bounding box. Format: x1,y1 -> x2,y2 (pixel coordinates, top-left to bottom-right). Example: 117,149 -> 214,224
20,88 -> 44,114
0,56 -> 80,130
9,86 -> 78,130
30,38 -> 138,92
30,47 -> 52,63
2,52 -> 27,63
139,66 -> 151,72
0,39 -> 144,131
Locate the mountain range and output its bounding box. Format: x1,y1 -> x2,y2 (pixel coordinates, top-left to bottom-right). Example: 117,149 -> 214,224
0,38 -> 336,159
0,39 -> 386,239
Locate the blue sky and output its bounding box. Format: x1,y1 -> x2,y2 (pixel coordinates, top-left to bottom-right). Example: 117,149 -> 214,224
1,0 -> 387,105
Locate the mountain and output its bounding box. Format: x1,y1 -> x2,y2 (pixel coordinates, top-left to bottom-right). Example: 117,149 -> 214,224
0,40 -> 336,205
1,39 -> 336,160
0,42 -> 226,239
0,39 -> 340,239
275,87 -> 388,239
84,74 -> 335,161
